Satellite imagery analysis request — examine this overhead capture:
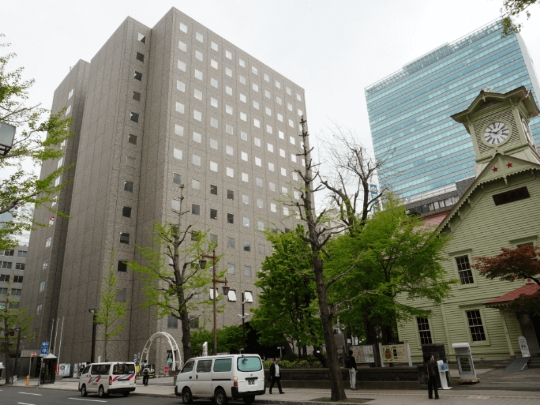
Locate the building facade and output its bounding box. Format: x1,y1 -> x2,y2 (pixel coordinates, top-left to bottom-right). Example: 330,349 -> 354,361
0,246 -> 28,309
366,19 -> 540,199
397,87 -> 540,362
20,8 -> 306,368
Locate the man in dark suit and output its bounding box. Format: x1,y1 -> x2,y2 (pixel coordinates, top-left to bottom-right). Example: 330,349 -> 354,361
425,354 -> 440,399
269,357 -> 284,394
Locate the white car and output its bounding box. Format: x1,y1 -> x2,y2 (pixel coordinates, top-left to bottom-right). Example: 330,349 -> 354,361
78,362 -> 136,397
175,354 -> 265,405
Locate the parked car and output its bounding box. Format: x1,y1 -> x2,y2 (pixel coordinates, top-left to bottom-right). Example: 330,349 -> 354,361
175,354 -> 265,404
79,362 -> 136,397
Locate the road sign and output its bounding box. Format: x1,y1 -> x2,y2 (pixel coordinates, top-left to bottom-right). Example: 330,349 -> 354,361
40,342 -> 49,355
31,352 -> 37,357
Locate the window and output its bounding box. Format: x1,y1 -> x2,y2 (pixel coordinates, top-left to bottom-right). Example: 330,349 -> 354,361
5,275 -> 18,283
283,207 -> 289,216
226,86 -> 232,96
226,105 -> 233,115
192,205 -> 200,215
258,244 -> 265,254
175,124 -> 184,136
253,100 -> 259,109
210,185 -> 218,195
270,203 -> 277,212
265,107 -> 272,116
167,316 -> 178,329
242,172 -> 249,182
241,131 -> 248,141
211,59 -> 218,69
193,131 -> 202,143
267,143 -> 274,153
241,151 -> 248,162
192,154 -> 201,166
210,209 -> 218,220
0,287 -> 8,294
227,238 -> 235,249
240,112 -> 247,121
211,77 -> 218,88
42,259 -> 48,270
275,80 -> 281,89
243,217 -> 250,227
133,91 -> 141,101
37,304 -> 43,315
172,199 -> 180,211
226,124 -> 234,135
492,187 -> 530,206
194,69 -> 203,80
244,265 -> 252,276
282,186 -> 288,195
226,145 -> 234,155
264,73 -> 270,82
0,274 -> 10,281
255,157 -> 261,167
286,86 -> 291,95
174,148 -> 183,160
138,32 -> 146,42
287,102 -> 293,111
125,156 -> 136,168
227,190 -> 234,200
211,117 -> 218,128
176,102 -> 184,113
252,83 -> 259,92
256,177 -> 263,187
15,263 -> 25,270
242,194 -> 249,204
279,130 -> 285,140
9,302 -> 19,310
455,256 -> 474,284
173,173 -> 181,184
254,137 -> 261,147
179,22 -> 188,32
297,93 -> 302,101
268,162 -> 275,172
239,93 -> 247,103
253,118 -> 260,128
290,136 -> 296,145
227,213 -> 234,224
239,75 -> 246,85
68,88 -> 74,99
416,318 -> 432,344
210,138 -> 218,150
226,67 -> 232,77
122,206 -> 132,218
192,179 -> 200,190
194,89 -> 203,100
266,125 -> 272,134
279,149 -> 285,158
228,263 -> 235,273
128,134 -> 137,145
39,281 -> 45,292
226,167 -> 234,177
211,41 -> 218,51
281,167 -> 287,177
196,32 -> 203,42
1,250 -> 14,256
130,112 -> 139,123
118,261 -> 127,272
136,52 -> 144,62
178,41 -> 187,52
265,90 -> 271,99
116,288 -> 127,302
45,237 -> 52,247
257,221 -> 264,231
195,50 -> 203,61
256,198 -> 263,208
244,242 -> 251,252
120,233 -> 130,244
276,96 -> 282,105
178,60 -> 186,71
134,71 -> 142,81
466,310 -> 486,341
190,318 -> 199,329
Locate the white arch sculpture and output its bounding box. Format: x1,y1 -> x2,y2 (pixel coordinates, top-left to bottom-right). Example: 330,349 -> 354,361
140,331 -> 182,371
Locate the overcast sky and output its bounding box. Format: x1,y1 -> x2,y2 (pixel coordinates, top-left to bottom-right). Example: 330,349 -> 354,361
4,0 -> 540,154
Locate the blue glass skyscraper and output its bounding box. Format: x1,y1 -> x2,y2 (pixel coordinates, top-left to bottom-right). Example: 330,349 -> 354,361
366,20 -> 540,199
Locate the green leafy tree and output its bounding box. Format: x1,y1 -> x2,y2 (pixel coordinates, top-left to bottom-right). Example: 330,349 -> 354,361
95,250 -> 128,361
0,37 -> 73,251
502,0 -> 539,34
251,226 -> 323,358
129,186 -> 223,361
473,244 -> 540,315
0,284 -> 33,385
190,325 -> 243,357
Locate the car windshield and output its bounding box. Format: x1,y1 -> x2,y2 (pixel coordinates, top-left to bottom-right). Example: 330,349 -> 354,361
237,356 -> 262,372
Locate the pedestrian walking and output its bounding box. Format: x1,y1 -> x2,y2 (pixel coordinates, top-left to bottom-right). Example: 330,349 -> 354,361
425,354 -> 440,399
142,363 -> 150,386
346,350 -> 357,390
269,357 -> 284,394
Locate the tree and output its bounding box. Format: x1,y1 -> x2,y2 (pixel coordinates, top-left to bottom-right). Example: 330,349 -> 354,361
95,250 -> 127,361
473,244 -> 540,315
190,325 -> 243,357
0,37 -> 73,251
501,0 -> 539,34
129,186 -> 222,361
328,195 -> 454,345
250,226 -> 323,358
0,285 -> 33,385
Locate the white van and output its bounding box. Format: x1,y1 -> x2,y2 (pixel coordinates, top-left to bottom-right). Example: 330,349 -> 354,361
78,362 -> 136,397
175,354 -> 265,405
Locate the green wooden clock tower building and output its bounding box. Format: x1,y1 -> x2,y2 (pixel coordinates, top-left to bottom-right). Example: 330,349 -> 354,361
396,86 -> 540,362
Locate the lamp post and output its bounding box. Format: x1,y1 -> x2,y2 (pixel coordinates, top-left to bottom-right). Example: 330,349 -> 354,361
238,292 -> 252,353
199,250 -> 229,355
88,308 -> 97,363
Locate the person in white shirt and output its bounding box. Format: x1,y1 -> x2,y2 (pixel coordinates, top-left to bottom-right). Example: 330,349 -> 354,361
269,357 -> 284,394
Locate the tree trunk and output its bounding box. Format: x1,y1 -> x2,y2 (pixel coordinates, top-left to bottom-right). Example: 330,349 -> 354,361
180,309 -> 192,363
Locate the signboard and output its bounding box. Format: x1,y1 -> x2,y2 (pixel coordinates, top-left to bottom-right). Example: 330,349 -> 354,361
351,345 -> 375,363
379,342 -> 412,366
452,342 -> 478,382
518,336 -> 531,358
40,341 -> 49,356
32,352 -> 37,357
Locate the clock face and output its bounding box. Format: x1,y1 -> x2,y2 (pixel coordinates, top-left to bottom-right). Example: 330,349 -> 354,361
521,117 -> 533,144
483,122 -> 510,145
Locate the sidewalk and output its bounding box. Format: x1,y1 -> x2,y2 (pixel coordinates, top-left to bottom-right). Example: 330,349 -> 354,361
7,369 -> 540,405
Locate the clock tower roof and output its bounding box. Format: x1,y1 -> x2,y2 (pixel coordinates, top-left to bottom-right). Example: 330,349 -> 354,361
451,86 -> 539,124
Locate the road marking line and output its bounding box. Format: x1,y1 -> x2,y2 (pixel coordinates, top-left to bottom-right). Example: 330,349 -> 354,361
17,403 -> 35,405
18,392 -> 42,396
68,398 -> 107,403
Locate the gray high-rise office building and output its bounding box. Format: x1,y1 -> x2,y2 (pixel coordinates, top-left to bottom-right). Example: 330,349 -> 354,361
21,8 -> 306,367
366,20 -> 540,199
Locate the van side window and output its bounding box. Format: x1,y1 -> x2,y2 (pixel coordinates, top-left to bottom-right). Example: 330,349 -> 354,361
92,364 -> 111,375
196,359 -> 212,373
113,363 -> 135,375
82,365 -> 91,374
181,360 -> 195,373
213,358 -> 232,372
237,356 -> 262,372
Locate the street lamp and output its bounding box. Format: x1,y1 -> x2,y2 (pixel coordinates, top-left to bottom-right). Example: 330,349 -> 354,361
199,249 -> 229,355
88,308 -> 97,363
238,292 -> 253,353
0,122 -> 16,156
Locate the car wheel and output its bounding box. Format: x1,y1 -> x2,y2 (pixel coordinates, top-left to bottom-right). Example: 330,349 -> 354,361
123,391 -> 130,397
182,388 -> 193,404
243,395 -> 255,405
214,388 -> 228,405
98,385 -> 107,398
80,384 -> 88,397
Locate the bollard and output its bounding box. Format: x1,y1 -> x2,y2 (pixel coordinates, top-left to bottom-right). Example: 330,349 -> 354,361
26,375 -> 29,386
